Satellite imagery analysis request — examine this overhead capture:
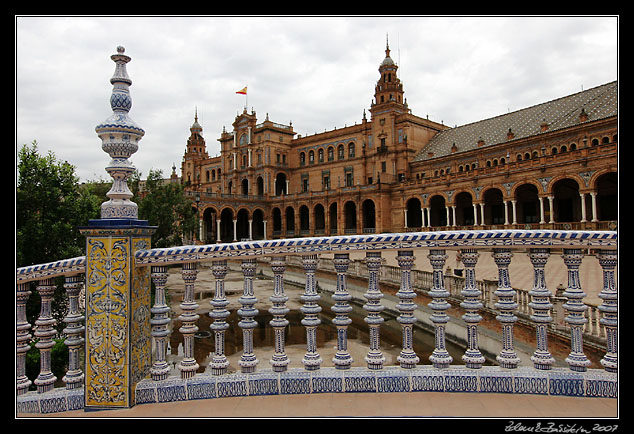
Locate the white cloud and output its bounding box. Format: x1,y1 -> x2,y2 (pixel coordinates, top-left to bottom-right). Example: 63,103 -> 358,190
16,15 -> 618,182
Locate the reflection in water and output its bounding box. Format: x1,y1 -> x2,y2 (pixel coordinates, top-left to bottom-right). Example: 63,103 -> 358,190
168,292 -> 490,374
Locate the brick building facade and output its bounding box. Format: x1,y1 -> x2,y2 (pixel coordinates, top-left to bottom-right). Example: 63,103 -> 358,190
181,43 -> 617,243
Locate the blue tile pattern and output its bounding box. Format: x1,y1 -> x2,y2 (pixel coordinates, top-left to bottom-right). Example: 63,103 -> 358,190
17,366 -> 617,414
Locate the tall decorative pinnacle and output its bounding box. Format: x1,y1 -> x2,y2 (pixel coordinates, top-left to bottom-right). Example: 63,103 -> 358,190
95,46 -> 145,219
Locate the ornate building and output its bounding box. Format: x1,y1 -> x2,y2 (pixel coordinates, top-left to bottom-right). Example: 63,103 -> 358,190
181,42 -> 617,243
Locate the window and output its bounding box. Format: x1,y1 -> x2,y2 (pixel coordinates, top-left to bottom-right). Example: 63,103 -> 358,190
345,172 -> 353,187
323,175 -> 330,190
328,147 -> 334,161
300,152 -> 306,166
302,178 -> 309,192
348,142 -> 355,158
381,161 -> 387,172
309,150 -> 315,164
318,148 -> 324,163
338,145 -> 345,160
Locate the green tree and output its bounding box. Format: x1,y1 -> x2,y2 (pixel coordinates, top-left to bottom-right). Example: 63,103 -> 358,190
137,168 -> 196,248
16,141 -> 100,268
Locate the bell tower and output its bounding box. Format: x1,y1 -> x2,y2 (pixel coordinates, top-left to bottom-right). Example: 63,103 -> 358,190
370,36 -> 406,114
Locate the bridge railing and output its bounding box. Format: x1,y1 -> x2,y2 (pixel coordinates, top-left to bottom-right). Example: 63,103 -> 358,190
16,230 -> 618,413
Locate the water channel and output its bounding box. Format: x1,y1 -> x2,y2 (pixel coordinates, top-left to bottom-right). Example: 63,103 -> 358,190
165,267 -> 495,375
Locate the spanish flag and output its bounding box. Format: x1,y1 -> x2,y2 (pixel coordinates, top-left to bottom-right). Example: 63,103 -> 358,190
236,86 -> 247,95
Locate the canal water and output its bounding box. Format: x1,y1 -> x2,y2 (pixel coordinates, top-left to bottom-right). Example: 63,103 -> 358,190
166,271 -> 492,374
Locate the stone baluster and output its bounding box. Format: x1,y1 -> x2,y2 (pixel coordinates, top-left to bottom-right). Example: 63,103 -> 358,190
459,249 -> 485,369
300,254 -> 322,370
395,250 -> 419,369
427,249 -> 453,368
238,258 -> 259,373
332,253 -> 353,369
528,248 -> 555,370
269,257 -> 290,372
364,252 -> 385,370
178,262 -> 199,379
597,250 -> 617,373
16,283 -> 32,395
62,275 -> 85,389
492,248 -> 520,369
150,266 -> 171,380
34,278 -> 57,393
562,249 -> 591,372
209,260 -> 230,375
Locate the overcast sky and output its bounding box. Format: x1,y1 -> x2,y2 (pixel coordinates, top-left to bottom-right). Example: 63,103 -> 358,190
16,15 -> 618,183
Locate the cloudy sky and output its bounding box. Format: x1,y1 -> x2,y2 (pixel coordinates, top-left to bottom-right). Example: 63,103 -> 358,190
16,16 -> 618,182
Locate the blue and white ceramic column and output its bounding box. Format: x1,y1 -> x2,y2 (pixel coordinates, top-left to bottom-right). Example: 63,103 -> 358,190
492,248 -> 520,369
238,258 -> 259,373
301,254 -> 322,370
459,249 -> 485,369
332,253 -> 353,369
62,275 -> 85,389
364,252 -> 385,370
150,266 -> 171,380
597,250 -> 617,373
396,250 -> 419,369
209,260 -> 230,375
33,279 -> 57,393
16,283 -> 32,395
428,249 -> 453,368
528,248 -> 555,370
178,263 -> 200,379
562,249 -> 590,372
269,257 -> 290,372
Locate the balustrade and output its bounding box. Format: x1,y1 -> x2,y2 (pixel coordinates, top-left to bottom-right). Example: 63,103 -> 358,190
16,230 -> 618,413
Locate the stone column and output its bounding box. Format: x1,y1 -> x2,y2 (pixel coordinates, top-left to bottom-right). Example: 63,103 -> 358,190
473,204 -> 479,226
562,249 -> 590,372
492,248 -> 520,369
178,263 -> 200,379
580,193 -> 587,222
528,248 -> 555,370
428,249 -> 452,368
539,197 -> 546,224
396,250 -> 419,368
62,275 -> 85,389
232,219 -> 237,241
591,192 -> 599,222
332,253 -> 353,369
363,252 -> 385,370
238,258 -> 259,373
150,266 -> 171,381
511,200 -> 517,225
269,257 -> 290,372
301,254 -> 322,370
460,249 -> 485,369
34,278 -> 57,393
597,250 -> 618,373
209,260 -> 230,375
548,196 -> 555,224
216,219 -> 221,242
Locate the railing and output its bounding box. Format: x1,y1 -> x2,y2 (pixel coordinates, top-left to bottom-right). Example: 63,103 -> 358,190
16,230 -> 618,414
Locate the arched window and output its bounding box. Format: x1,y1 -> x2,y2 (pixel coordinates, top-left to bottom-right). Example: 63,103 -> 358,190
338,144 -> 345,160
318,148 -> 324,163
309,150 -> 315,164
327,147 -> 334,161
300,152 -> 306,166
348,142 -> 355,158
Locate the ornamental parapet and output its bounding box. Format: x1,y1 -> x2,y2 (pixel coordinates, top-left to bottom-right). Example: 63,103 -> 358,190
16,229 -> 618,414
